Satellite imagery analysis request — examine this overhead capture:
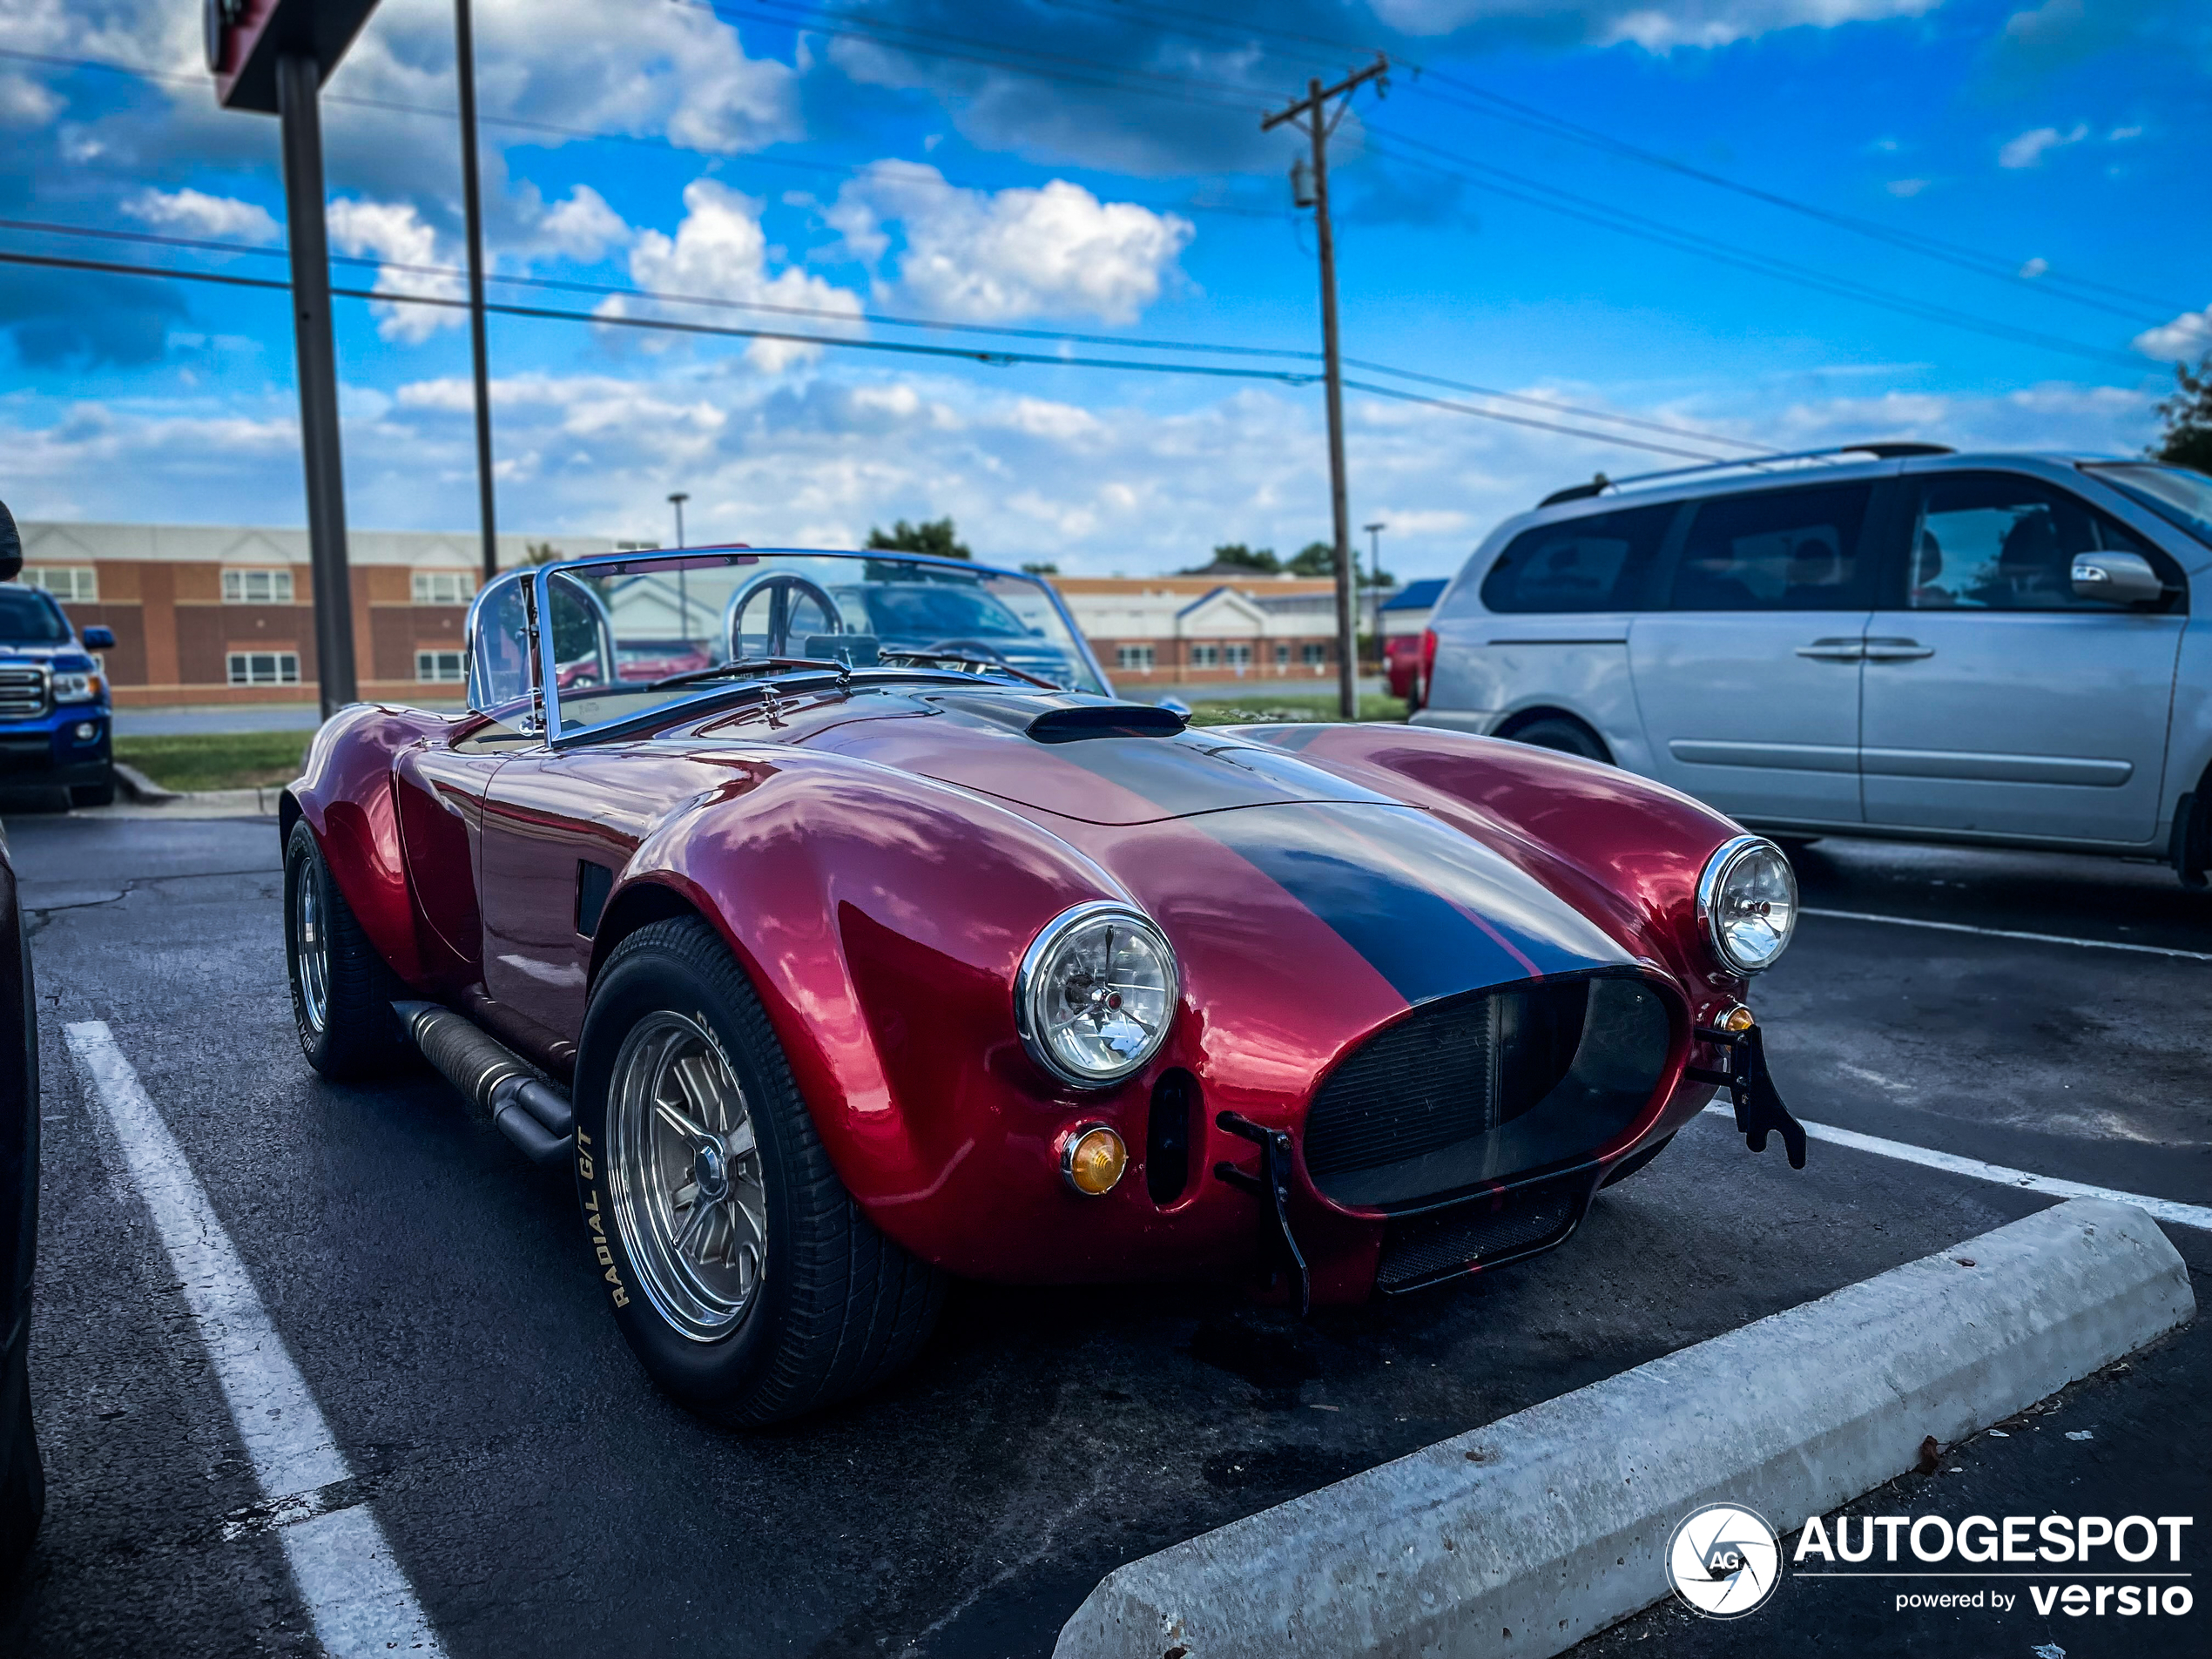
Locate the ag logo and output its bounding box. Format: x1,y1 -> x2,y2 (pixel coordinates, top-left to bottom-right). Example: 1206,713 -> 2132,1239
1667,1502 -> 1781,1618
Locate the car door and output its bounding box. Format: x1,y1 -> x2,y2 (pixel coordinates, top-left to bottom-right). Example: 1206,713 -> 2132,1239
1628,480 -> 1878,826
1858,469 -> 2186,845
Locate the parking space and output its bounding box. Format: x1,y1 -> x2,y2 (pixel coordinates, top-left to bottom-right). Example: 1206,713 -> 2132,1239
0,812 -> 2204,1657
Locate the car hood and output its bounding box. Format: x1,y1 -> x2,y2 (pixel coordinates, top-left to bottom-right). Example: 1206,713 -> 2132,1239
804,688 -> 1402,826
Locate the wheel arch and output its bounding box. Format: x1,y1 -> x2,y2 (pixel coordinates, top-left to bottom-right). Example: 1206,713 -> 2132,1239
1491,705 -> 1615,762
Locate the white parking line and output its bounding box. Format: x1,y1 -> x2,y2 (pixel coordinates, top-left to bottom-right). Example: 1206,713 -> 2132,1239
64,1022 -> 444,1658
1702,1103 -> 2212,1231
1802,906 -> 2212,963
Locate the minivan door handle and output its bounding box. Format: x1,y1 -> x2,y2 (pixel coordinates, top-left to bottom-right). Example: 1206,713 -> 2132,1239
1863,637 -> 1934,661
1793,638 -> 1865,661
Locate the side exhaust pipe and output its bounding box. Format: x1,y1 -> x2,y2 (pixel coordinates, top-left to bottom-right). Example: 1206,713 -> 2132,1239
393,1001 -> 575,1164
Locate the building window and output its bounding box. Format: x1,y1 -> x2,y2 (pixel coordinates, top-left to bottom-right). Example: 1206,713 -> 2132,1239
1274,643 -> 1290,665
223,568 -> 294,604
413,570 -> 474,606
1115,644 -> 1155,671
1190,644 -> 1220,668
415,650 -> 467,684
227,651 -> 300,686
1224,643 -> 1252,669
1301,643 -> 1328,666
23,566 -> 98,603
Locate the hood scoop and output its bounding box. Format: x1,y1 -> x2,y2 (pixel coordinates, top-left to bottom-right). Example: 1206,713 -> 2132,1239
925,691 -> 1188,745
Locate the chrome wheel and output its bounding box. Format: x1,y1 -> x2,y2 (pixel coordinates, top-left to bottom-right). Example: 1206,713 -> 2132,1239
293,861 -> 330,1035
605,1011 -> 768,1341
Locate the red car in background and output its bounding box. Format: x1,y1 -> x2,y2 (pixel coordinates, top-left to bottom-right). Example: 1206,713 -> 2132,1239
280,546 -> 1806,1424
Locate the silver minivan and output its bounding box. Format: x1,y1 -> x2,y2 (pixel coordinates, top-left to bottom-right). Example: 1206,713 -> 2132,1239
1413,444 -> 2212,884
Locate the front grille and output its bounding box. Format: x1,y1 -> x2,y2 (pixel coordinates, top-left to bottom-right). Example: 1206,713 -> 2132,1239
0,666 -> 48,721
1302,973 -> 1672,1211
1375,1175 -> 1584,1292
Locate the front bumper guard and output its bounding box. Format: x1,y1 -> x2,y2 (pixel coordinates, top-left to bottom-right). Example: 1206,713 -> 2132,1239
1212,1109 -> 1311,1316
1689,1022 -> 1807,1170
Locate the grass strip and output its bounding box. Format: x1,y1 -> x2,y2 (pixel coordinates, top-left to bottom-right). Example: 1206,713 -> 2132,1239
113,732 -> 312,793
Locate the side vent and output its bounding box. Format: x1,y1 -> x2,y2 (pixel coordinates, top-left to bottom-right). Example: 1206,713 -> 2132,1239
1146,1069 -> 1197,1205
575,860 -> 614,938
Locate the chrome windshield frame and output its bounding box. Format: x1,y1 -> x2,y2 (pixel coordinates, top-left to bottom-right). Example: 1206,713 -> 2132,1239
523,545 -> 1112,749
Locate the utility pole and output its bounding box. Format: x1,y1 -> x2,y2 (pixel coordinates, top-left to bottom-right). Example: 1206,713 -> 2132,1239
668,492 -> 690,550
1264,52 -> 1387,720
455,0 -> 498,586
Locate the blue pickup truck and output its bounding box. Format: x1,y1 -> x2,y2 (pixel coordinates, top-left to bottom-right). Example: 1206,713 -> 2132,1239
0,583 -> 116,808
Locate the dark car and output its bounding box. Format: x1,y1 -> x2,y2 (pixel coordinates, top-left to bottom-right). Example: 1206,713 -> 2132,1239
0,500 -> 45,1567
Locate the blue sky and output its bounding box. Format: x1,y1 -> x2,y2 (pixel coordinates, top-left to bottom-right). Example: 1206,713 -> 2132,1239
1,0 -> 2206,580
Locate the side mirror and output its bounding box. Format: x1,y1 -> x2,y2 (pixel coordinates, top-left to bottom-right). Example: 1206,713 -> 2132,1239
83,625 -> 117,651
2070,551 -> 2165,606
0,500 -> 20,584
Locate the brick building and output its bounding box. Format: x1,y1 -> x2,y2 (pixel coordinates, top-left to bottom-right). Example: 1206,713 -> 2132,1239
12,522 -> 1371,703
14,521 -> 626,706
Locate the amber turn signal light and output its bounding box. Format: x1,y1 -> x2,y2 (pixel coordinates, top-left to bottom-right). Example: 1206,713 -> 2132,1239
1721,1004 -> 1756,1034
1062,1124 -> 1127,1196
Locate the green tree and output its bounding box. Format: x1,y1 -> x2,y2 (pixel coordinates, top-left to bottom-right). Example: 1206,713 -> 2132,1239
867,516 -> 972,560
2150,352 -> 2212,475
1020,561 -> 1060,576
1286,541 -> 1337,577
524,540 -> 564,565
1183,543 -> 1279,575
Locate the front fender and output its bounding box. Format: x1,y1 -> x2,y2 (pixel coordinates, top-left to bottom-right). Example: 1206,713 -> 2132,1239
289,705 -> 449,985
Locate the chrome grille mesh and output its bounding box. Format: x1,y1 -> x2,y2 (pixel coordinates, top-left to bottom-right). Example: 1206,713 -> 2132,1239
0,666 -> 48,720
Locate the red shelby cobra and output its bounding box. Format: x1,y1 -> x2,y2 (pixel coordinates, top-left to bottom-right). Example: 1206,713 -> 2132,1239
282,547 -> 1805,1422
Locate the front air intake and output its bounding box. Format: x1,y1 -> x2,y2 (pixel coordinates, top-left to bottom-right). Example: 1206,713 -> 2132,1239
1301,973 -> 1673,1211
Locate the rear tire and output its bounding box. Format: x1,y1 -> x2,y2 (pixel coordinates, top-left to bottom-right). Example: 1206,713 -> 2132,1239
283,820 -> 408,1080
574,917 -> 944,1424
1505,715 -> 1610,764
0,1378 -> 42,1576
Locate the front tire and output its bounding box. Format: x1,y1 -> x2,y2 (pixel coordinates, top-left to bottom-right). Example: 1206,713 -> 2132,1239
574,917 -> 944,1423
69,771 -> 115,809
282,820 -> 408,1079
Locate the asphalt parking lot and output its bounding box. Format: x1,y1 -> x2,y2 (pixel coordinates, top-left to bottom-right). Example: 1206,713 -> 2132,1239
0,804 -> 2204,1657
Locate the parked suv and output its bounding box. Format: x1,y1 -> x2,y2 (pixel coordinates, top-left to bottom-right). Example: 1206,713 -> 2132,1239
0,579 -> 116,808
1414,445 -> 2212,883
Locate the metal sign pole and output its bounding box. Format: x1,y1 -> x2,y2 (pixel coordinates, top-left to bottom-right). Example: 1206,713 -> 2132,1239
274,51 -> 357,714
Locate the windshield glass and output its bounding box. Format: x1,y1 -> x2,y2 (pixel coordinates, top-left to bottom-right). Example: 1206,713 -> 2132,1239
2083,462 -> 2212,550
539,550 -> 1102,737
0,585 -> 72,645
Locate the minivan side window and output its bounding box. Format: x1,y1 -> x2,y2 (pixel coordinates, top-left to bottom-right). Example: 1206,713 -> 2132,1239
1904,472 -> 2169,611
1478,503 -> 1674,614
1669,483 -> 1873,611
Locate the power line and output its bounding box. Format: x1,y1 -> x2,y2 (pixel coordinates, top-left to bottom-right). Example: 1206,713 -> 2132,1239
1344,381 -> 1721,462
0,213 -> 1774,450
0,245 -> 1736,457
1361,127 -> 2153,374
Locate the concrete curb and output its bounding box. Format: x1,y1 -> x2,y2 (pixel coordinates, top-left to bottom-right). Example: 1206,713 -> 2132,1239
1052,1198 -> 2195,1659
112,762 -> 181,803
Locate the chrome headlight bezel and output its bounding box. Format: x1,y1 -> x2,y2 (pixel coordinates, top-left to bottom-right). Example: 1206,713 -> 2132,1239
1696,834 -> 1798,974
1014,900 -> 1179,1089
52,670 -> 100,704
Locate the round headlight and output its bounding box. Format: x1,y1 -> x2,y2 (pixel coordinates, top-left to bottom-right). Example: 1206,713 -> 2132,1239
1696,835 -> 1798,974
1015,901 -> 1178,1087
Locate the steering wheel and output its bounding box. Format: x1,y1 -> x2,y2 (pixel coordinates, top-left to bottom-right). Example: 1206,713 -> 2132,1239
921,637 -> 1014,664
725,572 -> 845,658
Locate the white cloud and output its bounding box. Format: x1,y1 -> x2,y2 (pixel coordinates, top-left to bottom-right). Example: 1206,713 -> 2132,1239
612,180 -> 866,373
0,71 -> 62,128
830,163 -> 1194,325
1885,178 -> 1929,197
2134,306 -> 2212,363
2019,256 -> 2049,279
1595,0 -> 1939,51
2107,125 -> 2143,141
124,187 -> 282,245
534,185 -> 628,263
1998,123 -> 2089,168
327,199 -> 466,344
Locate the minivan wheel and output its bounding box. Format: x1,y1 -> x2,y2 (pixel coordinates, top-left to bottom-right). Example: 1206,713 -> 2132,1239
1506,716 -> 1609,764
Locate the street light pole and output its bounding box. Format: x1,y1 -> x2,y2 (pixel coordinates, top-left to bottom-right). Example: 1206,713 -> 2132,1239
1363,520 -> 1386,656
1263,54 -> 1388,721
668,491 -> 689,550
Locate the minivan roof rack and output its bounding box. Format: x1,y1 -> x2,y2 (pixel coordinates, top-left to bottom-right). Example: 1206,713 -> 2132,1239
1536,442 -> 1954,509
